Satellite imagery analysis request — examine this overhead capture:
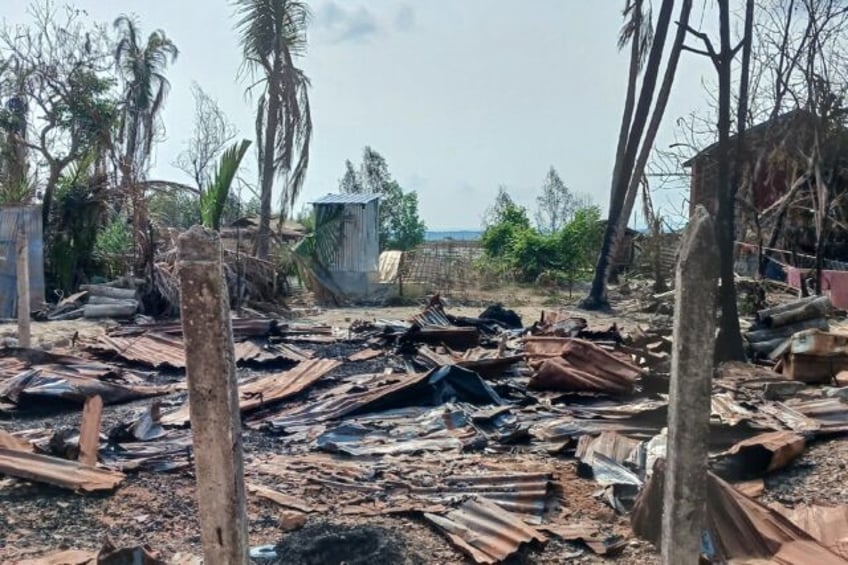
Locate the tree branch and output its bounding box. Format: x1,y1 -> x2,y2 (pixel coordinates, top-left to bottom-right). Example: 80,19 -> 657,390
684,25 -> 718,57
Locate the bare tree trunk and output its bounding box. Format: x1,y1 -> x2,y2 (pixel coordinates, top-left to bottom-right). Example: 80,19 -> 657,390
611,0 -> 694,275
604,1 -> 643,287
257,87 -> 281,260
582,0 -> 676,310
713,0 -> 751,363
41,163 -> 61,227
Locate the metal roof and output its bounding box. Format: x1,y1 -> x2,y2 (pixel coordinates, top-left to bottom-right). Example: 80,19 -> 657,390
312,193 -> 380,205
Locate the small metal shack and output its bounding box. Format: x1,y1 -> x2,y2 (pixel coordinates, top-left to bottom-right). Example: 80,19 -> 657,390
0,205 -> 45,318
312,193 -> 380,299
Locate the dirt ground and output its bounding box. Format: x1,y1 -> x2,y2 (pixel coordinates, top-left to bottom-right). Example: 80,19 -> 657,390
1,285 -> 843,564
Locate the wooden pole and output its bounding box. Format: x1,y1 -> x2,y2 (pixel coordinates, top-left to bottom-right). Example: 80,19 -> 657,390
16,226 -> 31,349
177,226 -> 248,565
662,206 -> 718,564
78,395 -> 103,467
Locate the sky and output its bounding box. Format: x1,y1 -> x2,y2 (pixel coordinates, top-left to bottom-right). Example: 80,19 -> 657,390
4,0 -> 722,230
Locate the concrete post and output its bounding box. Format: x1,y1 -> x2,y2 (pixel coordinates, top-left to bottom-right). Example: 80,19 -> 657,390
16,226 -> 30,349
661,205 -> 718,564
177,226 -> 248,565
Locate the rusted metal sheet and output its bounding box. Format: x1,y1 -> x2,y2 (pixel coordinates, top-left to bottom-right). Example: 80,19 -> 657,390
527,338 -> 642,395
415,346 -> 523,378
234,340 -> 312,364
85,333 -> 186,369
789,398 -> 848,433
162,358 -> 340,426
425,497 -> 547,564
0,349 -> 116,380
263,365 -> 502,430
262,372 -> 430,429
0,205 -> 45,317
537,523 -> 626,556
776,504 -> 848,559
0,447 -> 124,492
411,472 -> 552,522
113,318 -> 277,338
723,431 -> 806,476
87,333 -> 312,369
633,460 -> 847,564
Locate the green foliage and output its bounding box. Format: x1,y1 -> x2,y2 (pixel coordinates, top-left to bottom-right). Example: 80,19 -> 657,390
481,190 -> 531,259
480,187 -> 602,284
294,205 -> 315,234
200,139 -> 251,230
338,146 -> 426,251
387,191 -> 426,250
559,206 -> 604,286
94,217 -> 133,279
0,179 -> 32,205
47,156 -> 110,292
149,191 -> 200,229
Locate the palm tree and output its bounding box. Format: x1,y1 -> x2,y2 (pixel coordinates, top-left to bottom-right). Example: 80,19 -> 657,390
113,15 -> 178,273
234,0 -> 313,259
581,0 -> 675,310
609,0 -> 693,279
114,15 -> 178,178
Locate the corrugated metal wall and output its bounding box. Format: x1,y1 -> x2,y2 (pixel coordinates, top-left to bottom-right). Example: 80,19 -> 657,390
0,206 -> 45,318
316,201 -> 379,274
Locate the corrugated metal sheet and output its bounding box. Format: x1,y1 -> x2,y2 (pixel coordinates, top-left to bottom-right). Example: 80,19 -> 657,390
162,358 -> 341,426
313,193 -> 380,205
85,333 -> 314,371
85,333 -> 187,369
425,497 -> 547,564
261,372 -> 430,429
411,472 -> 552,522
0,205 -> 45,317
313,200 -> 379,274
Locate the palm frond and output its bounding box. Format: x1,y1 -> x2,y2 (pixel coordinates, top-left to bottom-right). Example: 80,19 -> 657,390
618,0 -> 654,70
200,139 -> 252,230
290,203 -> 344,283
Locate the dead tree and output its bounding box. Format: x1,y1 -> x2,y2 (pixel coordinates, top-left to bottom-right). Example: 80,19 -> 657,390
582,0 -> 675,310
681,0 -> 752,363
610,0 -> 694,282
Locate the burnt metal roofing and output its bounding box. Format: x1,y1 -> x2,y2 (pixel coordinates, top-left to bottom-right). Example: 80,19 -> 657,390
162,358 -> 341,426
425,497 -> 547,564
312,193 -> 380,205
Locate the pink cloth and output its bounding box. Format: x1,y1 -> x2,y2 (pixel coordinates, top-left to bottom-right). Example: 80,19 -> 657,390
786,267 -> 848,310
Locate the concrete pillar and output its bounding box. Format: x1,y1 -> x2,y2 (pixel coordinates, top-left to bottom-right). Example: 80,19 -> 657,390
177,226 -> 248,565
661,206 -> 718,564
16,226 -> 30,348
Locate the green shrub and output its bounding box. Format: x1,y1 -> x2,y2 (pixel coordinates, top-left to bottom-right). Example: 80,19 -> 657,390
479,194 -> 602,285
95,218 -> 133,279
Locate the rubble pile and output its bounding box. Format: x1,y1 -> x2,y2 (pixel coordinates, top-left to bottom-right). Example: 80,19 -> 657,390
2,293 -> 848,564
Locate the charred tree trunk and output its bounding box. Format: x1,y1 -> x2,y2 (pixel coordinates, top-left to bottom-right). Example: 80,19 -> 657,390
611,0 -> 694,279
257,77 -> 282,261
582,0 -> 675,310
713,0 -> 751,363
605,0 -> 645,286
